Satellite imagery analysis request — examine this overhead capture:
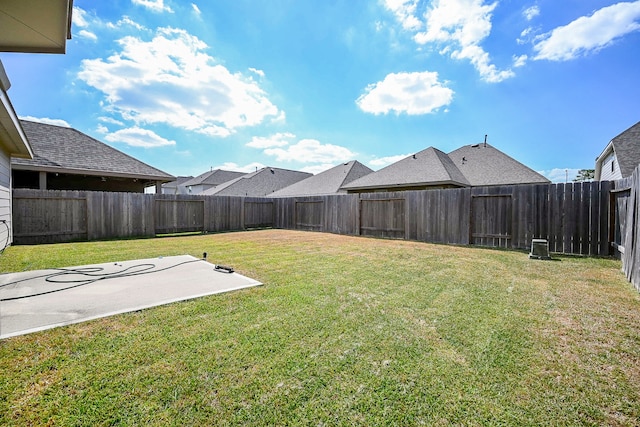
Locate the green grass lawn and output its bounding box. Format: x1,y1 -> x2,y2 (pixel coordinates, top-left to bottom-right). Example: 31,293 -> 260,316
1,229 -> 639,426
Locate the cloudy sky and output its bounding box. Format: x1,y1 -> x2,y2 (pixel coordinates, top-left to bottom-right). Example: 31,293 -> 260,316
2,0 -> 640,182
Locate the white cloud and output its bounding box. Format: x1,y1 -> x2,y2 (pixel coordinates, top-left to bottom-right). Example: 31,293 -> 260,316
131,0 -> 173,13
191,3 -> 201,15
78,27 -> 281,138
523,5 -> 540,21
513,54 -> 528,67
384,0 -> 422,30
246,132 -> 295,149
264,139 -> 356,163
78,30 -> 98,41
356,71 -> 453,115
404,0 -> 514,83
539,168 -> 580,183
369,153 -> 410,168
104,126 -> 176,148
116,16 -> 146,31
215,162 -> 265,173
249,67 -> 265,77
383,0 -> 515,82
96,124 -> 109,134
73,7 -> 89,27
533,2 -> 640,61
98,116 -> 124,126
20,116 -> 71,127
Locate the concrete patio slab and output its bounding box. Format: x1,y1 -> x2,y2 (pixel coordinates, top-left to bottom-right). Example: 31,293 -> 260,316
0,255 -> 262,339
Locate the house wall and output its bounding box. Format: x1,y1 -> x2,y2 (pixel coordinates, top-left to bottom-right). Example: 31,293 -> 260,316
0,148 -> 11,247
600,151 -> 622,181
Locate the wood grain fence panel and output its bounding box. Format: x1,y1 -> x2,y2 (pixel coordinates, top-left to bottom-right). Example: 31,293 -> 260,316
154,196 -> 204,234
599,180 -> 613,256
295,199 -> 323,231
13,189 -> 87,244
359,196 -> 406,239
205,196 -> 244,232
244,199 -> 274,228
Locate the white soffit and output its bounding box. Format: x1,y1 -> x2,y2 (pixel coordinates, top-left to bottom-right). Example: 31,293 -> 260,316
0,0 -> 73,54
0,62 -> 31,158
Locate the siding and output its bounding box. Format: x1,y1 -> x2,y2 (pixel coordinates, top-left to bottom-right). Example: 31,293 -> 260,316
601,152 -> 622,181
0,148 -> 11,246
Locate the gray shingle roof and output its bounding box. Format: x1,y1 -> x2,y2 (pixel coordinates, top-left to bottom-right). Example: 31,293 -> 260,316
181,169 -> 245,187
448,143 -> 549,186
268,160 -> 373,197
342,143 -> 549,191
342,147 -> 470,191
12,120 -> 174,180
163,176 -> 194,188
202,167 -> 312,196
610,121 -> 640,178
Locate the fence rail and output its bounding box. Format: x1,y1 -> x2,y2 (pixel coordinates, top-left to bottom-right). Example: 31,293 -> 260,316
12,181 -> 615,257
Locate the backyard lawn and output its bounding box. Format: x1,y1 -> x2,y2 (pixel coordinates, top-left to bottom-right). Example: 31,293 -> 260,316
1,229 -> 639,426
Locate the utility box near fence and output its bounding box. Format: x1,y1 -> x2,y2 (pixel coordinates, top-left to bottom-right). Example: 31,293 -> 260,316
529,239 -> 551,260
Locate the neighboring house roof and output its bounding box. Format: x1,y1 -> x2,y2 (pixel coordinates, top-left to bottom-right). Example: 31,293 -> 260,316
12,120 -> 174,182
162,176 -> 194,189
181,169 -> 245,187
595,121 -> 640,179
0,0 -> 73,54
202,167 -> 312,197
448,143 -> 550,186
269,160 -> 373,197
342,143 -> 548,192
342,147 -> 471,191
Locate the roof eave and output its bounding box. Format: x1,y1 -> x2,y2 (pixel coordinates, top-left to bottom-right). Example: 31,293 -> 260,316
0,0 -> 73,54
0,68 -> 33,158
343,180 -> 468,191
11,163 -> 175,182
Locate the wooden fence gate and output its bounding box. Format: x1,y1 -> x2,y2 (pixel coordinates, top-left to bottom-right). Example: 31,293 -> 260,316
359,198 -> 406,239
470,194 -> 513,247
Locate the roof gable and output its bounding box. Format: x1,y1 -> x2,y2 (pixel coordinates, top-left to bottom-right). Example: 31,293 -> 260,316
448,143 -> 549,186
12,120 -> 174,181
342,147 -> 470,191
610,121 -> 640,178
203,167 -> 312,196
182,169 -> 245,187
269,160 -> 373,197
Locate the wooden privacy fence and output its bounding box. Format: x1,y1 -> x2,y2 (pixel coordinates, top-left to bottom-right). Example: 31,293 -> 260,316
12,181 -> 614,256
613,166 -> 640,292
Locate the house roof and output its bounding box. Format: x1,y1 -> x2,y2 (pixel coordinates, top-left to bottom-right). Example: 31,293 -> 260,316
342,147 -> 471,191
448,143 -> 549,186
181,169 -> 245,187
0,0 -> 73,54
269,160 -> 373,197
342,143 -> 548,191
202,167 -> 312,197
606,121 -> 640,178
12,120 -> 174,182
163,176 -> 194,188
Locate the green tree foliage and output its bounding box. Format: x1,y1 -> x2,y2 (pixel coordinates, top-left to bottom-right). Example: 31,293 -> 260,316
573,169 -> 595,182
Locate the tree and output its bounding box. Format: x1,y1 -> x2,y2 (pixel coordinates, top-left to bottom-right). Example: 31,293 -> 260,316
573,169 -> 595,182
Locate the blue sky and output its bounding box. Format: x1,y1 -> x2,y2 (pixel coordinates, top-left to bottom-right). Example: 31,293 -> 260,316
2,0 -> 640,182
